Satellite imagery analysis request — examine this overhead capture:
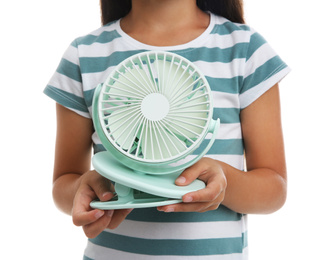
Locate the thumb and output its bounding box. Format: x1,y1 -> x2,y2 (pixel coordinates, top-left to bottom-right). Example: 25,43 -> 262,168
175,161 -> 206,186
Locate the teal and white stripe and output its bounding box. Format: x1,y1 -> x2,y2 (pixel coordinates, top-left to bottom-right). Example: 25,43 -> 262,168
45,12 -> 290,259
84,207 -> 248,259
84,243 -> 248,260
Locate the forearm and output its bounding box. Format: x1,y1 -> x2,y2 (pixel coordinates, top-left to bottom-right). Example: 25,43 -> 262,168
221,162 -> 287,214
52,173 -> 82,215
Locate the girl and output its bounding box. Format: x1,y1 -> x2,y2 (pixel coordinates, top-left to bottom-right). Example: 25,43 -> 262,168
45,0 -> 290,259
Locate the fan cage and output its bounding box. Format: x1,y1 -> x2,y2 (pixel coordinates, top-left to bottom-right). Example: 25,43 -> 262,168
97,51 -> 213,164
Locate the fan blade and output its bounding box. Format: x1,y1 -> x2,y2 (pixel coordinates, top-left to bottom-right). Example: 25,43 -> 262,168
108,66 -> 153,98
156,59 -> 194,99
107,106 -> 141,150
141,122 -> 187,160
168,91 -> 209,139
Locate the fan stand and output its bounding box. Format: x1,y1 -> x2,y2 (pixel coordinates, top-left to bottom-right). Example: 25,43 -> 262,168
90,152 -> 205,210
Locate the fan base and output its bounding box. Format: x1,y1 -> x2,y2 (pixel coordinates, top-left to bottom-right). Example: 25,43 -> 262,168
90,197 -> 182,210
90,151 -> 205,209
91,182 -> 182,210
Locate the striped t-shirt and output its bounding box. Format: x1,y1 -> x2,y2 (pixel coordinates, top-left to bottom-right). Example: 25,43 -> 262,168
45,12 -> 290,260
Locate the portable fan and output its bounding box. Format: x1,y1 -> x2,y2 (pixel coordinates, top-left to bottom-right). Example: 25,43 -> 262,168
90,51 -> 220,210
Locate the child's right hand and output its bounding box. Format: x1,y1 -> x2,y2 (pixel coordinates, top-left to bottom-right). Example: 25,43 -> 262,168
71,170 -> 133,238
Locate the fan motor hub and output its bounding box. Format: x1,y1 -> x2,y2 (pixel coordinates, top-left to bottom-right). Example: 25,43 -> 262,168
141,93 -> 170,121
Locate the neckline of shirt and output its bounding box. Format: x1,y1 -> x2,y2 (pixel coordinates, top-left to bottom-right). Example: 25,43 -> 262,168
115,12 -> 215,51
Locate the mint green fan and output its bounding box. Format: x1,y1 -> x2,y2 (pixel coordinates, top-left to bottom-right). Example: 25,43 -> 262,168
90,51 -> 220,210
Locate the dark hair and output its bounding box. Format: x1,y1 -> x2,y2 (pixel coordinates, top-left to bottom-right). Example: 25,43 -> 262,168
100,0 -> 245,25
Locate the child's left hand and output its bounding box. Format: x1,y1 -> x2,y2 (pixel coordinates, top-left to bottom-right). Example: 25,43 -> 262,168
157,157 -> 227,213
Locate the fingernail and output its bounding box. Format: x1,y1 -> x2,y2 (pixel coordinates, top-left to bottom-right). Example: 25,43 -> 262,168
183,196 -> 193,203
176,176 -> 186,184
106,210 -> 114,217
95,210 -> 104,219
164,207 -> 174,213
102,192 -> 113,198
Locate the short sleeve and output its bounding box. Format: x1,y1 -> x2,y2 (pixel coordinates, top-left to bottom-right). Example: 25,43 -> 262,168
44,39 -> 91,118
239,29 -> 290,109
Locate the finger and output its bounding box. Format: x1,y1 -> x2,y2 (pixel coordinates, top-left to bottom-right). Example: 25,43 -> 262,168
183,181 -> 223,203
180,201 -> 222,212
158,194 -> 224,213
72,186 -> 105,227
186,170 -> 227,203
158,172 -> 226,213
73,208 -> 105,227
89,172 -> 114,202
175,160 -> 209,186
107,209 -> 133,229
83,210 -> 115,238
158,202 -> 216,213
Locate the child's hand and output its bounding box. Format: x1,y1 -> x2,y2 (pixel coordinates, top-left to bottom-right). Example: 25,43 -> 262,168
157,158 -> 227,213
72,170 -> 133,238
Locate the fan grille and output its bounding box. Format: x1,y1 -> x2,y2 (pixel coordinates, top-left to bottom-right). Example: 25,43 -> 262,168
98,51 -> 213,163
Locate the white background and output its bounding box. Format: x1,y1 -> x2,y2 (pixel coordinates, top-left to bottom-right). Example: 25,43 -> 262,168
1,0 -> 333,259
